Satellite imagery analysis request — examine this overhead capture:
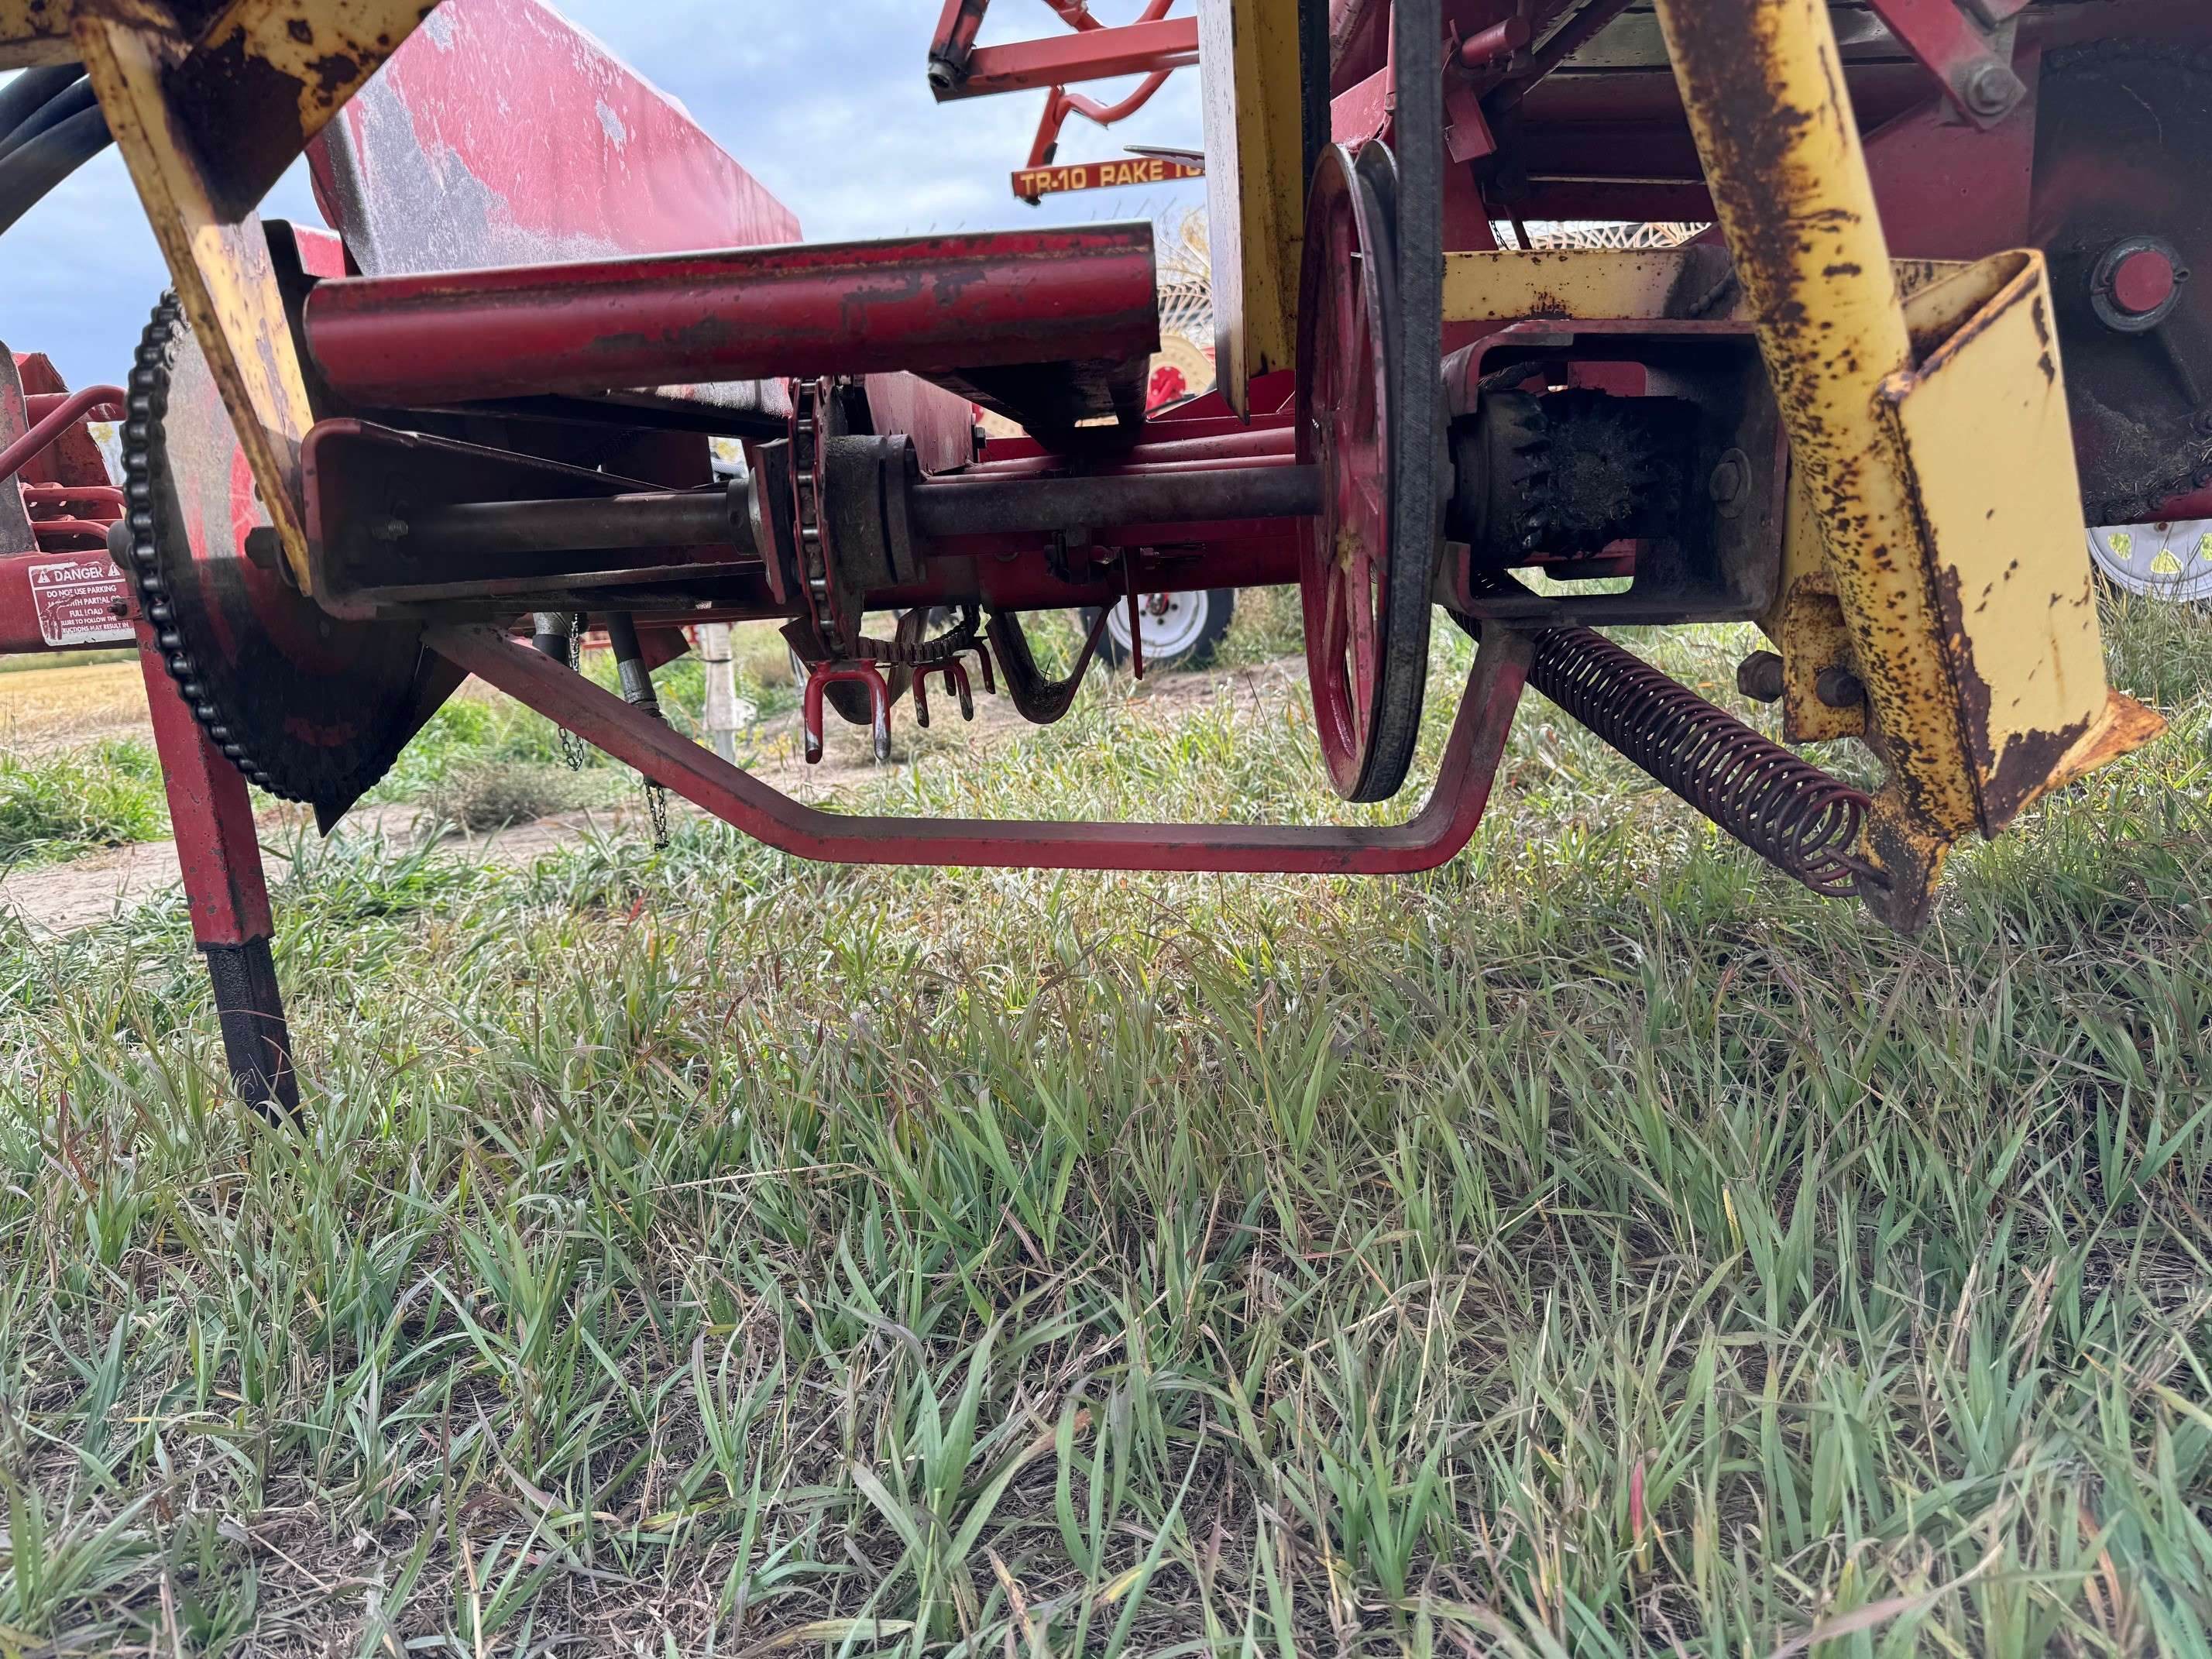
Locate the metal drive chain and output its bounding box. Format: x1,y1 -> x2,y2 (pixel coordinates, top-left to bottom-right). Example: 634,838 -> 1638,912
122,294 -> 280,794
646,775 -> 671,849
559,611 -> 589,771
791,378 -> 832,636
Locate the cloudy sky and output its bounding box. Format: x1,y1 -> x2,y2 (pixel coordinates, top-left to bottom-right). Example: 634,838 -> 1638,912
3,1 -> 1207,390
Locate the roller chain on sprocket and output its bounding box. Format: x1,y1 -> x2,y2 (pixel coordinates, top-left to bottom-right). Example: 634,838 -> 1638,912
122,294 -> 427,815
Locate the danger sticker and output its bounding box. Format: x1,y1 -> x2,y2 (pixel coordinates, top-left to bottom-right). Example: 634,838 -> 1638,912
28,556 -> 134,647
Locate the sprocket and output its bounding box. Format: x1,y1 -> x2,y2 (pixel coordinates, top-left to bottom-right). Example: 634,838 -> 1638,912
122,295 -> 430,820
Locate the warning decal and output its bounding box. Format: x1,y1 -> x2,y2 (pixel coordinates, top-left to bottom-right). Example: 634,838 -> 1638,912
28,556 -> 134,647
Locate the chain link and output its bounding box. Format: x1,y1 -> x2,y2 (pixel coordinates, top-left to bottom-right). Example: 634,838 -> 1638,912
559,611 -> 589,771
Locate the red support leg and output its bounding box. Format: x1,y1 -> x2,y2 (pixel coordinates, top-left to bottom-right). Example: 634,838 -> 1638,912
135,629 -> 299,1118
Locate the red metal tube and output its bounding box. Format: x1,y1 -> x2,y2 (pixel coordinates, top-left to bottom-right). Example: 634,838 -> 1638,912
948,16 -> 1200,99
431,622 -> 1533,876
0,385 -> 125,484
303,228 -> 1162,409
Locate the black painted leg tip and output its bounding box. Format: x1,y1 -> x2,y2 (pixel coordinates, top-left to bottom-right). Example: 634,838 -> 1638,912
200,939 -> 301,1123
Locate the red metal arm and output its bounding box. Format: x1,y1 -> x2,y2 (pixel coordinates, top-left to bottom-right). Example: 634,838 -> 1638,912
430,623 -> 1534,877
946,15 -> 1200,99
1860,0 -> 2027,128
0,385 -> 124,485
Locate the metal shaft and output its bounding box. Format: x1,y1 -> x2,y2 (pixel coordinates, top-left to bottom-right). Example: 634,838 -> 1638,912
383,464 -> 1316,564
302,226 -> 1162,407
908,462 -> 1321,537
396,488 -> 749,560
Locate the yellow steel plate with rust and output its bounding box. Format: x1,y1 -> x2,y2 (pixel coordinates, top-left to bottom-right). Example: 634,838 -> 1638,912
1880,250 -> 2162,835
0,0 -> 72,66
76,13 -> 323,592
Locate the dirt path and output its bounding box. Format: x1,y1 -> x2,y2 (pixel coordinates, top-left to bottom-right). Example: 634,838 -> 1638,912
0,802 -> 655,935
2,658 -> 1302,936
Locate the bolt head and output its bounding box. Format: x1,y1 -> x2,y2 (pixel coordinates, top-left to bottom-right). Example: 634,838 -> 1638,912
1962,60 -> 2021,117
1736,650 -> 1786,704
1815,666 -> 1867,709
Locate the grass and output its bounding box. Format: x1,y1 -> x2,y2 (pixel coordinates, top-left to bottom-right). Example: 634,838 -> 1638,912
0,737 -> 167,871
0,600 -> 2207,1654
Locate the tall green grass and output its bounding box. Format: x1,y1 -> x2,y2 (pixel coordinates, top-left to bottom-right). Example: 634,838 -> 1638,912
0,603 -> 2207,1654
0,738 -> 167,870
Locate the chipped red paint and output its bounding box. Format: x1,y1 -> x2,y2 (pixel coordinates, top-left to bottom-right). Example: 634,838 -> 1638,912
307,0 -> 801,274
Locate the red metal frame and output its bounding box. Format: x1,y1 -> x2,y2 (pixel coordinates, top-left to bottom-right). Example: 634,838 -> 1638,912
1861,0 -> 2025,128
2,354 -> 296,1115
431,622 -> 1534,876
926,0 -> 1197,202
933,9 -> 1194,100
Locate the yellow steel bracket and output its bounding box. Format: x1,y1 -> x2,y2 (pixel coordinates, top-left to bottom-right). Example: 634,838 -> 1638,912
0,0 -> 71,64
1197,0 -> 1305,416
1648,0 -> 2161,929
3,1 -> 442,597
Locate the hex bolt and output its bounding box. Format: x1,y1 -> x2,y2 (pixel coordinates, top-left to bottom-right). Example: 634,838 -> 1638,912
1961,60 -> 2021,118
1709,449 -> 1751,517
1736,650 -> 1785,703
1816,665 -> 1867,709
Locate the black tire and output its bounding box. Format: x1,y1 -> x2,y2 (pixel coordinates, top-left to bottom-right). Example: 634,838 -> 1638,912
1082,589 -> 1236,672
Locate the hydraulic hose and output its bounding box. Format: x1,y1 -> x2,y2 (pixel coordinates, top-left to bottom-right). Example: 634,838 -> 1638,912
0,74 -> 97,167
0,103 -> 115,239
0,65 -> 82,145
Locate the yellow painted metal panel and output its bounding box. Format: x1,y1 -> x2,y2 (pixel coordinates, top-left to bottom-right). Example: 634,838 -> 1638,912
1443,248 -> 1725,323
175,0 -> 445,217
1880,250 -> 2162,834
1444,249 -> 1966,326
1197,0 -> 1304,416
0,0 -> 73,66
75,12 -> 321,592
1651,0 -> 1989,923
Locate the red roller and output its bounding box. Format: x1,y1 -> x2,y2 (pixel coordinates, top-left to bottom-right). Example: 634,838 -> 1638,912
302,226 -> 1161,408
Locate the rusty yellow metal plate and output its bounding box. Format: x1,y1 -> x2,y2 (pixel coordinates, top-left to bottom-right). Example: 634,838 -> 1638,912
1197,0 -> 1304,415
76,12 -> 323,591
50,1 -> 443,596
0,0 -> 73,66
1880,249 -> 2162,835
174,0 -> 445,218
1443,248 -> 1966,327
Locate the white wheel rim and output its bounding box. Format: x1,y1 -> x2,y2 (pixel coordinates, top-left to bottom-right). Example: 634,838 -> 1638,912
2088,520 -> 2212,603
1104,591 -> 1212,660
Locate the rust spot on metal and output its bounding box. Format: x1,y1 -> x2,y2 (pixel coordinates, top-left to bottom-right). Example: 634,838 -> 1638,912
307,53 -> 362,98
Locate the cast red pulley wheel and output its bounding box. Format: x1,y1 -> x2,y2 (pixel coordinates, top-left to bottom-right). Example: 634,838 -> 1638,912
1297,141 -> 1437,803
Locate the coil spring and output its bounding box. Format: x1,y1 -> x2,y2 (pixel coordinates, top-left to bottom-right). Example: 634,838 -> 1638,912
1528,626 -> 1874,898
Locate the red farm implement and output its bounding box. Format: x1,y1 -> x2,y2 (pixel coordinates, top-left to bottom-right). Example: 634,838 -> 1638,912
1,0 -> 2203,1110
